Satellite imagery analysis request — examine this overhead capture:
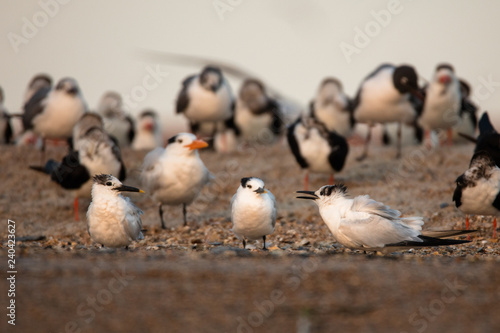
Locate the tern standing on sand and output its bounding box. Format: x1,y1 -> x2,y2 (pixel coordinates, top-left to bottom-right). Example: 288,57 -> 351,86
87,174 -> 144,248
141,133 -> 212,228
231,177 -> 276,250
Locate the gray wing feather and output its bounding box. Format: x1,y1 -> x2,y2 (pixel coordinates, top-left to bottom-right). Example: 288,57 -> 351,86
122,197 -> 144,241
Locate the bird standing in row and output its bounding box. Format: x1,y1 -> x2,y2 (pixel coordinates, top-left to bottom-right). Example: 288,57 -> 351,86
97,91 -> 135,147
309,77 -> 354,138
297,184 -> 471,254
176,66 -> 234,151
231,177 -> 276,250
418,64 -> 461,147
23,73 -> 52,105
453,79 -> 478,142
352,64 -> 423,160
0,86 -> 13,144
87,174 -> 144,248
131,109 -> 163,150
141,133 -> 212,228
23,77 -> 87,160
287,116 -> 348,190
233,78 -> 284,145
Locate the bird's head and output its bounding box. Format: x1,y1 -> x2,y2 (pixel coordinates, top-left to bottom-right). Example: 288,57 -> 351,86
296,184 -> 348,206
165,133 -> 208,155
98,91 -> 123,117
239,177 -> 269,195
239,79 -> 267,113
55,77 -> 80,96
393,65 -> 423,100
435,63 -> 455,86
200,66 -> 223,92
92,174 -> 144,196
463,150 -> 497,183
139,110 -> 158,132
28,73 -> 52,90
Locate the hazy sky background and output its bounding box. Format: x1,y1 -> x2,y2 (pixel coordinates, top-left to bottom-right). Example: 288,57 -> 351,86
2,0 -> 500,133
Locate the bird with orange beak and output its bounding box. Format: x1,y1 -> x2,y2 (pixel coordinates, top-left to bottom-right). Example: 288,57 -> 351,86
140,133 -> 212,228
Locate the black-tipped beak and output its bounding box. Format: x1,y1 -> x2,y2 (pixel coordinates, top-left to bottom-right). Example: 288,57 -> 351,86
295,190 -> 319,200
254,187 -> 267,194
114,185 -> 145,193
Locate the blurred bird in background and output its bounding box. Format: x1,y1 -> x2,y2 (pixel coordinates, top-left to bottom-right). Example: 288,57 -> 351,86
132,109 -> 164,150
97,91 -> 135,148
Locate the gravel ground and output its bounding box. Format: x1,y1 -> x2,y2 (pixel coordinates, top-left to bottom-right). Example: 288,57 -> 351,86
1,142 -> 500,333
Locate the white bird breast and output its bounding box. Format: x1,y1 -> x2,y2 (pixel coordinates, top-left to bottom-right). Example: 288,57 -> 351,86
295,124 -> 334,174
231,191 -> 275,240
32,91 -> 86,138
459,172 -> 500,216
184,79 -> 233,122
87,195 -> 138,247
419,78 -> 461,130
234,102 -> 274,140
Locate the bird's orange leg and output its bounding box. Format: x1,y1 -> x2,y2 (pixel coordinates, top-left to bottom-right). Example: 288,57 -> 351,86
447,128 -> 453,146
493,217 -> 497,239
74,197 -> 80,221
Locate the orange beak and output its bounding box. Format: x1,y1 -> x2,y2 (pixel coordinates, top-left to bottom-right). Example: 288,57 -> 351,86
185,139 -> 209,150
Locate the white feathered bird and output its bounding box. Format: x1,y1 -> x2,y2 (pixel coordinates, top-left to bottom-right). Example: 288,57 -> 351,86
297,184 -> 471,254
231,177 -> 276,250
141,133 -> 212,228
87,174 -> 144,248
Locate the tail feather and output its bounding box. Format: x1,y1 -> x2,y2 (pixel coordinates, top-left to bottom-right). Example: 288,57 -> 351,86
29,159 -> 60,175
478,112 -> 497,138
421,230 -> 476,238
458,132 -> 477,143
386,235 -> 470,248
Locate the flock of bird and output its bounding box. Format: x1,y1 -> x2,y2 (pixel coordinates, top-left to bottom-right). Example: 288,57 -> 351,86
1,60 -> 498,253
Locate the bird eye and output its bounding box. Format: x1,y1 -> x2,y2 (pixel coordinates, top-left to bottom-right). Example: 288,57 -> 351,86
178,139 -> 183,144
247,185 -> 252,189
106,182 -> 112,186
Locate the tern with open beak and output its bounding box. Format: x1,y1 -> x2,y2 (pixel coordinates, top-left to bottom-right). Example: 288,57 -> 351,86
297,184 -> 472,254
